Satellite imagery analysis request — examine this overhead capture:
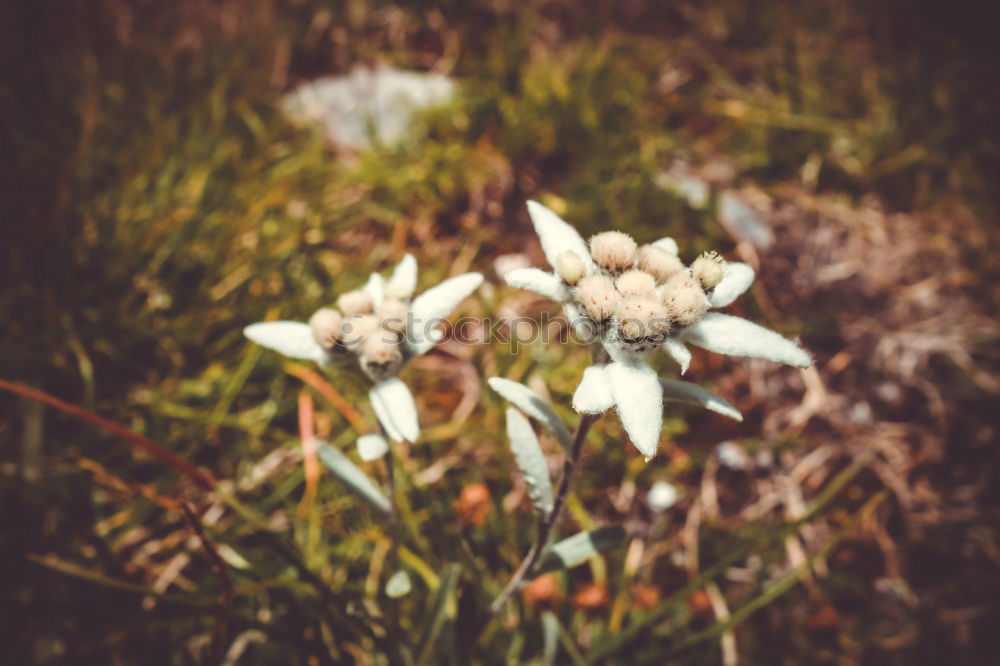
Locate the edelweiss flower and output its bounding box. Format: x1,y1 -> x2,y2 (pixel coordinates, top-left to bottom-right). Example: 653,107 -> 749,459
504,201 -> 811,460
244,255 -> 482,443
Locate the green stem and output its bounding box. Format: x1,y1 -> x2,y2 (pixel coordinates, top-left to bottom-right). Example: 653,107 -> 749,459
482,411 -> 599,625
377,421 -> 407,665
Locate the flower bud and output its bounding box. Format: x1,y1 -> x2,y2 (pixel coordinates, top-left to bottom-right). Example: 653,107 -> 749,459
341,314 -> 379,350
616,297 -> 671,341
589,231 -> 637,274
691,250 -> 725,289
377,298 -> 409,336
662,273 -> 709,327
308,308 -> 343,349
637,244 -> 685,283
615,269 -> 657,298
360,335 -> 403,379
337,290 -> 374,316
574,274 -> 618,322
555,251 -> 586,285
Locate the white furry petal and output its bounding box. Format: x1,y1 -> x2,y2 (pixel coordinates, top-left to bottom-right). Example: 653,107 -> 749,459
504,268 -> 570,302
563,303 -> 595,338
487,377 -> 573,450
369,378 -> 420,442
663,338 -> 692,374
363,272 -> 385,307
708,262 -> 755,308
572,365 -> 614,414
661,379 -> 743,422
607,360 -> 663,461
505,407 -> 555,517
410,273 -> 483,321
526,201 -> 596,272
601,341 -> 649,367
681,313 -> 812,367
652,237 -> 679,256
357,433 -> 390,461
244,321 -> 326,363
407,325 -> 444,356
385,253 -> 418,300
408,272 -> 483,354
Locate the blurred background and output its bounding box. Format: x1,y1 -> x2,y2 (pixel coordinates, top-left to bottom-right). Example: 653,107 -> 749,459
1,1 -> 998,664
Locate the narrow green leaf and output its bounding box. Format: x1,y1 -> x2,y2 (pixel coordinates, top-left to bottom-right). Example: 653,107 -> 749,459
541,612 -> 559,666
583,459 -> 875,665
506,407 -> 555,518
661,379 -> 743,422
415,563 -> 461,666
537,526 -> 627,575
551,612 -> 587,666
488,377 -> 573,451
316,441 -> 391,515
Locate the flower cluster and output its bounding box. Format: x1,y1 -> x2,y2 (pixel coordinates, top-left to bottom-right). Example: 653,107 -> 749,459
306,259 -> 419,383
505,201 -> 811,460
239,198 -> 815,625
547,227 -> 735,352
244,255 -> 482,442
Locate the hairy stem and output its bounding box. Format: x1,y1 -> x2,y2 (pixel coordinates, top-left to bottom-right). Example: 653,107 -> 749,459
378,422 -> 404,660
483,411 -> 599,622
377,423 -> 401,568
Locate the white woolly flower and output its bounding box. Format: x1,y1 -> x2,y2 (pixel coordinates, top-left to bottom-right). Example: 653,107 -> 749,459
505,200 -> 811,461
244,254 -> 483,443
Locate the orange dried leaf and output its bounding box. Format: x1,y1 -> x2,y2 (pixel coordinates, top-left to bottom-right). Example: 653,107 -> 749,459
454,484 -> 492,526
523,573 -> 563,608
572,583 -> 610,611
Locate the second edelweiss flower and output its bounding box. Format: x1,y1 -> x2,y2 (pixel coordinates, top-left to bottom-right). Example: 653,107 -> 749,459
244,255 -> 482,443
504,201 -> 811,460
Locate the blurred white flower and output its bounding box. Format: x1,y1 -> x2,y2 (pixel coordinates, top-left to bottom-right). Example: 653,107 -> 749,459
244,255 -> 482,443
282,66 -> 456,149
385,569 -> 412,598
504,201 -> 811,460
356,433 -> 390,462
647,480 -> 679,511
716,441 -> 753,471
